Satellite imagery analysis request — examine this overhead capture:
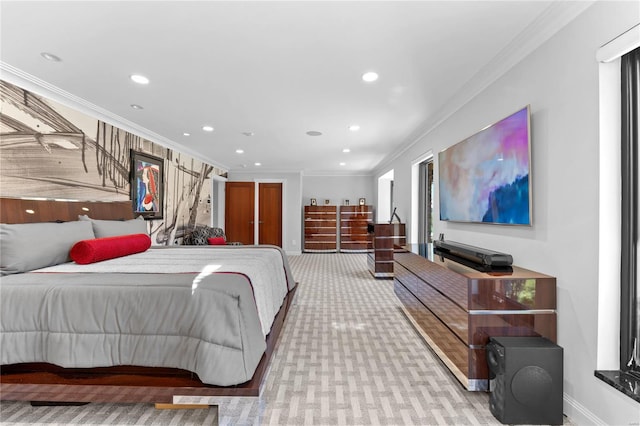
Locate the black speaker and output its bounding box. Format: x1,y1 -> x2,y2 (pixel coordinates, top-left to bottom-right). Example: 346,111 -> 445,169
486,336 -> 563,425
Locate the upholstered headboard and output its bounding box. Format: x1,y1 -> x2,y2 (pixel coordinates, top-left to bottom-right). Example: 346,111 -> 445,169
0,198 -> 135,224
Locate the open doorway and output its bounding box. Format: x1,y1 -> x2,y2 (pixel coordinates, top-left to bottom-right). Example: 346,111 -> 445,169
377,169 -> 394,223
418,158 -> 434,244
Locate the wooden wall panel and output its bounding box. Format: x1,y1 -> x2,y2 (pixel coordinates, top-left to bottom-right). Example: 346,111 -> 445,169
0,198 -> 134,224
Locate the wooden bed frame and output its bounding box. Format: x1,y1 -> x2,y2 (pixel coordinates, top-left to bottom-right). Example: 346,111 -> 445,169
0,197 -> 297,403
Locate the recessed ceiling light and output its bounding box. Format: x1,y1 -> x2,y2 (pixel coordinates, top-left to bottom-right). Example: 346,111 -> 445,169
236,149 -> 244,154
242,132 -> 255,137
202,125 -> 214,132
183,132 -> 190,136
306,131 -> 322,136
348,125 -> 360,132
362,71 -> 379,82
339,162 -> 346,166
130,104 -> 143,110
254,162 -> 262,166
130,74 -> 150,85
40,52 -> 61,62
343,148 -> 351,153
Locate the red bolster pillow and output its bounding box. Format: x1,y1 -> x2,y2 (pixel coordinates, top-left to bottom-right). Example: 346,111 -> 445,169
207,236 -> 226,245
70,234 -> 151,264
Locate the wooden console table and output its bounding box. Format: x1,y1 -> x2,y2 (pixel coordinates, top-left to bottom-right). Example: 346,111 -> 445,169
393,244 -> 556,391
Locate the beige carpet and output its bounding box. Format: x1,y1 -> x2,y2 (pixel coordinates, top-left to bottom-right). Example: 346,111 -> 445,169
0,253 -> 570,425
0,402 -> 218,425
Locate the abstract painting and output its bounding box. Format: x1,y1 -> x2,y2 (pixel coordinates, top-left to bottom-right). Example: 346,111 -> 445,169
438,106 -> 531,225
131,150 -> 164,219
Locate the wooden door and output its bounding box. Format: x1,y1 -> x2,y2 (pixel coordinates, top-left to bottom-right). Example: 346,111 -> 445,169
225,182 -> 254,245
258,183 -> 282,247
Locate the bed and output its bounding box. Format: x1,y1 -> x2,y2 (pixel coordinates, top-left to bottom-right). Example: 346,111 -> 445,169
0,197 -> 297,403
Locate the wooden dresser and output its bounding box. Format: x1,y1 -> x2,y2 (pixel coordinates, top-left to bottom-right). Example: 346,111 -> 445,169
303,205 -> 337,252
394,244 -> 557,391
339,205 -> 373,252
367,223 -> 406,277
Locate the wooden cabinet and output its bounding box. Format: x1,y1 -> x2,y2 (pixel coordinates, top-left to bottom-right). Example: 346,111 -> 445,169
303,205 -> 337,252
339,205 -> 373,252
367,223 -> 406,278
394,244 -> 556,391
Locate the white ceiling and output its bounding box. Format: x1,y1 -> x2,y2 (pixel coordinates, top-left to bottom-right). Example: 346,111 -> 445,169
0,1 -> 591,175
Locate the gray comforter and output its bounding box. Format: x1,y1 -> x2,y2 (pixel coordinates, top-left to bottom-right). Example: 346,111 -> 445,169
0,245 -> 295,386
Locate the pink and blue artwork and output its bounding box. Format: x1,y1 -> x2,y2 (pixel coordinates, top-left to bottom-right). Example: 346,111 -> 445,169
438,106 -> 531,225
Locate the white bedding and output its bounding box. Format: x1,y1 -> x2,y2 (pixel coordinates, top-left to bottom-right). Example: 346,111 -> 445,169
36,246 -> 290,337
1,245 -> 295,386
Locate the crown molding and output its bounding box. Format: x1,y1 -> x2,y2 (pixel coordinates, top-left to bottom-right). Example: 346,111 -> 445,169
596,22 -> 640,63
372,0 -> 595,175
228,167 -> 373,178
228,168 -> 303,176
0,62 -> 229,172
302,170 -> 374,178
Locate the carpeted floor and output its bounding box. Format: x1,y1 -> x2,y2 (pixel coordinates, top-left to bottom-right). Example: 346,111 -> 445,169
0,253 -> 570,425
0,402 -> 218,425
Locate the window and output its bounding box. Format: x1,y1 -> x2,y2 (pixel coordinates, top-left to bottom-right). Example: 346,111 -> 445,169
620,45 -> 639,378
418,159 -> 434,244
595,43 -> 640,403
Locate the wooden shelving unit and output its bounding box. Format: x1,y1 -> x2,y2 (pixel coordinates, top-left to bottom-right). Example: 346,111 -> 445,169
303,205 -> 337,253
339,205 -> 373,253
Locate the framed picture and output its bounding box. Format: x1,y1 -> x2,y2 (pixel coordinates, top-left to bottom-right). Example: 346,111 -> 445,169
325,199 -> 330,205
130,150 -> 164,220
359,198 -> 366,206
310,198 -> 317,206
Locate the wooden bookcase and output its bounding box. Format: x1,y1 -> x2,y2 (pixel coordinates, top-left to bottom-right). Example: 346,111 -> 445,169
303,205 -> 337,252
339,205 -> 373,253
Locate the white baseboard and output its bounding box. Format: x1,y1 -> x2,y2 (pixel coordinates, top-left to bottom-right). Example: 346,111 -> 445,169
564,393 -> 605,426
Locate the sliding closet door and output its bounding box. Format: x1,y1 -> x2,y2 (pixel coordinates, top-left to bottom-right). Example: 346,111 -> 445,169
225,182 -> 255,245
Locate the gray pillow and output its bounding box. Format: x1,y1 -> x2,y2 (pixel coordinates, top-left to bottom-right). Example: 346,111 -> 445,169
0,221 -> 95,275
78,215 -> 147,238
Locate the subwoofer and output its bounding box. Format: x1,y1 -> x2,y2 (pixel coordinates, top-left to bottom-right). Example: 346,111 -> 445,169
486,336 -> 563,425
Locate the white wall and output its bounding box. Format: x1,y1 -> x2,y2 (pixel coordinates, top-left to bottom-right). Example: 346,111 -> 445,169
223,172 -> 373,255
210,175 -> 227,229
227,170 -> 303,255
372,2 -> 640,425
302,174 -> 374,208
303,174 -> 374,250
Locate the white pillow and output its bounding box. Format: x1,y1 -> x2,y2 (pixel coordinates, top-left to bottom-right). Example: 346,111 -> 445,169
78,215 -> 147,238
0,221 -> 95,275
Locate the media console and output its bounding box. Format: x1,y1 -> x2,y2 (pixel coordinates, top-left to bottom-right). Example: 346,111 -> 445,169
393,244 -> 557,391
